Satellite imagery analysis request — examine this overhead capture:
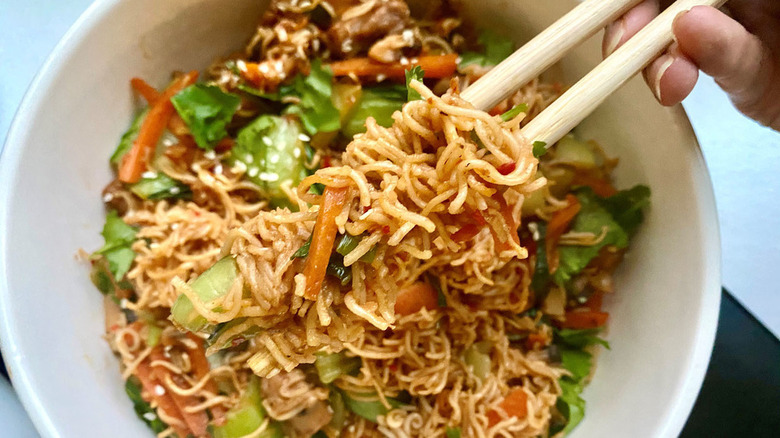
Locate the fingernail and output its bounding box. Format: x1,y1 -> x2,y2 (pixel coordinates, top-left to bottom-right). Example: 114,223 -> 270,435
604,19 -> 626,57
652,54 -> 675,103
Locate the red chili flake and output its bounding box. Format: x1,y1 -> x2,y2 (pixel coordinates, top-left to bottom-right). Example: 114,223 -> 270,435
389,364 -> 398,372
231,336 -> 246,347
322,156 -> 332,168
109,324 -> 120,332
382,225 -> 391,235
497,162 -> 516,175
363,206 -> 371,213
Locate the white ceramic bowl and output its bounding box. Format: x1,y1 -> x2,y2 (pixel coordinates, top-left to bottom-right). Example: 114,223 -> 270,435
0,0 -> 721,437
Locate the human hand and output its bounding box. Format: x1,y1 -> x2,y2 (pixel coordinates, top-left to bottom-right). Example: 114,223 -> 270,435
603,0 -> 780,131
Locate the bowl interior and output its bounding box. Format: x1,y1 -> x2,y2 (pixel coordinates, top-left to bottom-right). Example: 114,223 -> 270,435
0,0 -> 720,437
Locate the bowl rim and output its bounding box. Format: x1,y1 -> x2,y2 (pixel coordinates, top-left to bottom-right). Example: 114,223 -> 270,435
0,0 -> 721,437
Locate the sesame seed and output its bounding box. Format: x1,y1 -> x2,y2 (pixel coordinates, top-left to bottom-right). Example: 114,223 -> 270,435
402,29 -> 414,44
143,412 -> 157,421
259,63 -> 270,74
204,150 -> 216,160
298,134 -> 311,142
119,299 -> 128,309
259,172 -> 279,182
262,136 -> 272,146
214,164 -> 223,175
102,193 -> 114,203
248,167 -> 259,177
292,148 -> 302,158
233,161 -> 247,173
154,385 -> 166,396
169,186 -> 181,195
268,154 -> 280,164
171,223 -> 180,230
400,57 -> 410,65
244,154 -> 254,163
376,74 -> 387,82
141,171 -> 157,179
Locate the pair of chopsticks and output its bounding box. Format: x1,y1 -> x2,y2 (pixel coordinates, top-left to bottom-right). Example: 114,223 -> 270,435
461,0 -> 728,147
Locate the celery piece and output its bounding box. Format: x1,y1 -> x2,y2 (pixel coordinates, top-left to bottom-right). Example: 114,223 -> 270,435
464,342 -> 492,381
315,352 -> 361,384
212,376 -> 284,438
170,256 -> 239,332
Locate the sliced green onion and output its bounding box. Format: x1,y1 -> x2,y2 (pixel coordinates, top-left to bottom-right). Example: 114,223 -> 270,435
315,352 -> 361,384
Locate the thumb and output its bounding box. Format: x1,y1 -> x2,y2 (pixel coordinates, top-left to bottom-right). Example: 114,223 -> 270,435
673,6 -> 780,129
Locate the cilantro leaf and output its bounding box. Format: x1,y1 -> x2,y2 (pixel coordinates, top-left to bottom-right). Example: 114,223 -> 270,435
500,103 -> 528,122
599,185 -> 651,236
459,30 -> 514,68
553,189 -> 629,286
533,141 -> 548,158
94,211 -> 138,280
125,377 -> 168,434
291,235 -> 313,260
171,84 -> 241,150
555,376 -> 587,434
560,348 -> 592,382
341,85 -> 406,138
405,65 -> 425,101
283,59 -> 341,135
129,172 -> 191,200
110,109 -> 147,165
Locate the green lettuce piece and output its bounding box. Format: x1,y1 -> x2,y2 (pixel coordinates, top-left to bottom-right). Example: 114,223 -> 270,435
283,59 -> 341,135
93,211 -> 137,280
341,85 -> 406,138
598,185 -> 651,236
555,376 -> 587,435
111,109 -> 147,165
459,30 -> 514,68
405,65 -> 425,101
171,84 -> 241,150
555,328 -> 610,350
553,190 -> 629,286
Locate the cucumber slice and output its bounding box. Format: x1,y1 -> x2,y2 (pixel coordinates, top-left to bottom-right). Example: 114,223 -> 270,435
170,256 -> 239,332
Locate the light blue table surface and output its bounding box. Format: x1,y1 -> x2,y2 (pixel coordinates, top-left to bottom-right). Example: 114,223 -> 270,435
2,0 -> 779,435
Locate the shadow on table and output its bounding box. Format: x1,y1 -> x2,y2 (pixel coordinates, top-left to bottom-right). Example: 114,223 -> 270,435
681,290 -> 780,437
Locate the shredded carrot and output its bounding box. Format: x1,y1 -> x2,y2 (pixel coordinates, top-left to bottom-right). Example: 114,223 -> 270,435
524,332 -> 547,350
487,389 -> 529,426
134,359 -> 190,438
583,291 -> 604,312
131,77 -> 160,104
149,347 -> 210,436
394,282 -> 439,316
119,71 -> 198,183
329,54 -> 459,79
303,186 -> 349,300
560,310 -> 609,329
546,194 -> 581,274
184,334 -> 226,426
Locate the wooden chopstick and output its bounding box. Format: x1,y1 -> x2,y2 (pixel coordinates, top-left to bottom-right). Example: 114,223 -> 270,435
520,0 -> 728,147
460,0 -> 645,111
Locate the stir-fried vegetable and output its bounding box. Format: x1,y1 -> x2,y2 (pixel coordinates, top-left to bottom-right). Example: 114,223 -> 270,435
111,109 -> 148,165
340,391 -> 406,423
92,210 -> 137,281
335,233 -> 377,263
131,77 -> 160,104
341,85 -> 406,139
212,375 -> 284,438
464,342 -> 492,381
170,256 -> 239,332
445,427 -> 462,438
546,195 -> 581,275
171,84 -> 241,150
394,282 -> 439,316
315,351 -> 361,384
500,103 -> 528,122
459,30 -> 514,68
303,186 -> 349,300
128,172 -> 191,200
232,115 -> 308,208
329,54 -> 458,79
405,66 -> 425,101
119,71 -> 199,183
283,60 -> 341,135
125,377 -> 168,434
487,389 -> 529,426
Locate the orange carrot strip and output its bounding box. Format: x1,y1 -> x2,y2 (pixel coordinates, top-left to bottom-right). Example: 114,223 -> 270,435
303,186 -> 349,300
560,310 -> 609,329
546,195 -> 581,274
134,360 -> 190,438
329,54 -> 459,79
487,389 -> 529,427
184,334 -> 226,426
524,333 -> 547,350
572,173 -> 618,197
149,347 -> 209,436
394,282 -> 439,316
583,291 -> 604,312
130,77 -> 160,105
119,71 -> 199,183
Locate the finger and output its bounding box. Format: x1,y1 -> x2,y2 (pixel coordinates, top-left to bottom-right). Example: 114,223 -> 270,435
643,44 -> 699,106
603,0 -> 660,58
673,6 -> 780,128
